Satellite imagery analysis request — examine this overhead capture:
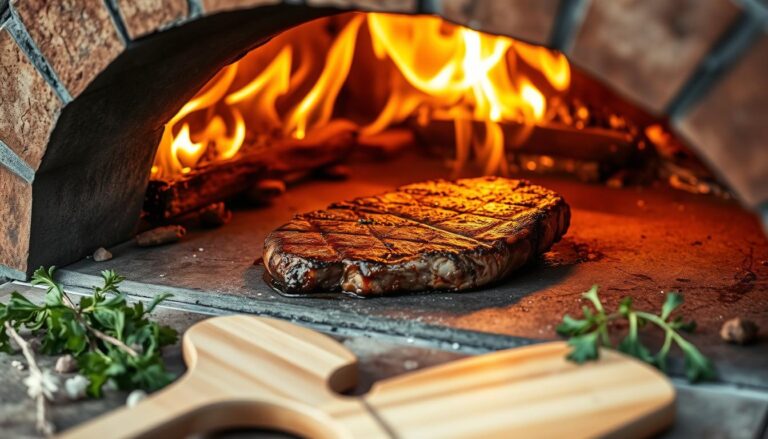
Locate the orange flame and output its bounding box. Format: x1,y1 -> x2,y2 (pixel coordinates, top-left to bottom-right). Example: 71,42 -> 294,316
151,13 -> 570,180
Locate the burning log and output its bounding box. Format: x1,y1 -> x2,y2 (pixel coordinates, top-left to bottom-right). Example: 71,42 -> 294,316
136,225 -> 187,247
356,128 -> 415,158
411,118 -> 634,167
144,120 -> 357,222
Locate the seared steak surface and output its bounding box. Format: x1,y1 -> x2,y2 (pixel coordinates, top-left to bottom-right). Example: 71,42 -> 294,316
264,177 -> 570,296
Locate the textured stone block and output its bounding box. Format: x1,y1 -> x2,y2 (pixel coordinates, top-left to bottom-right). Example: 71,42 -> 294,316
305,0 -> 416,13
0,29 -> 62,171
12,0 -> 125,97
571,0 -> 738,114
441,0 -> 560,45
676,35 -> 768,207
0,165 -> 32,274
117,0 -> 188,40
202,0 -> 281,14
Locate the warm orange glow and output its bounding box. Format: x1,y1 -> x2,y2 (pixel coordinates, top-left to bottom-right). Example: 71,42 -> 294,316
514,43 -> 571,92
152,13 -> 571,180
285,15 -> 364,139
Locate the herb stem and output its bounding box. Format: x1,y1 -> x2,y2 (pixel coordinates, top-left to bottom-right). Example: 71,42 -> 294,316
635,311 -> 671,330
4,322 -> 41,375
628,312 -> 638,340
635,311 -> 691,350
59,292 -> 98,352
90,327 -> 140,358
4,322 -> 54,436
660,329 -> 673,356
60,289 -> 139,358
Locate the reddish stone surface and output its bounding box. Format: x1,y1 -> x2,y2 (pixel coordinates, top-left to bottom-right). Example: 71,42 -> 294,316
676,35 -> 768,208
571,0 -> 739,114
0,165 -> 32,274
0,29 -> 62,171
442,0 -> 559,45
305,0 -> 416,12
12,0 -> 125,97
202,0 -> 281,13
117,0 -> 188,40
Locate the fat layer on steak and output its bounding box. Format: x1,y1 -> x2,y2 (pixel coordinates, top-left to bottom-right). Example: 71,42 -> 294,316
263,177 -> 570,296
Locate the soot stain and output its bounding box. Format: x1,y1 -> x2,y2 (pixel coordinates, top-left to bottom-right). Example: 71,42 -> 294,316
718,248 -> 758,304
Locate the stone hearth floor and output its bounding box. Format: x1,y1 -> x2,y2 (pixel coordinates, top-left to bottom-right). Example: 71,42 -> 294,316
57,153 -> 768,389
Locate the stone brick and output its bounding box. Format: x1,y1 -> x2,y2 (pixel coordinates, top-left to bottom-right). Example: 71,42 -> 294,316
305,0 -> 416,13
571,0 -> 738,114
0,165 -> 31,274
441,0 -> 559,45
202,0 -> 281,14
0,29 -> 62,171
117,0 -> 188,40
12,0 -> 125,97
676,35 -> 768,208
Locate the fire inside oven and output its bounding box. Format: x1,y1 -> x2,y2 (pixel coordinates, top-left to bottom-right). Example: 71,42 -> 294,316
145,12 -> 681,199
140,12 -> 727,297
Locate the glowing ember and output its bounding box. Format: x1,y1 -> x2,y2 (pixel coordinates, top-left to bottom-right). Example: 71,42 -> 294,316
151,13 -> 570,180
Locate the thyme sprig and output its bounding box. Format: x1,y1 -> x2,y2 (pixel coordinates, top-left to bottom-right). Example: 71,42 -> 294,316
0,267 -> 177,397
557,285 -> 716,382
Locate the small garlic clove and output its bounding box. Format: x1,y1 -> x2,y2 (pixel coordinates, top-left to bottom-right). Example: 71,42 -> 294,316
126,389 -> 148,407
64,375 -> 90,400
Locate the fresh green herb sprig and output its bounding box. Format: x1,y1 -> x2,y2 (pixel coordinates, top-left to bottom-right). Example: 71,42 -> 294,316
0,267 -> 178,397
557,285 -> 716,382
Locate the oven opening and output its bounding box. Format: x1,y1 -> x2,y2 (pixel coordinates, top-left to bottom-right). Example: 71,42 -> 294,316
142,12 -> 723,230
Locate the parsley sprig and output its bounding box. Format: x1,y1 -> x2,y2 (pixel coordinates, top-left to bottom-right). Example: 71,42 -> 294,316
557,285 -> 716,382
0,267 -> 178,397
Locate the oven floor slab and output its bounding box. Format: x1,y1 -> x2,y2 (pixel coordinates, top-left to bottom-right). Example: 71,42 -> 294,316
60,154 -> 768,388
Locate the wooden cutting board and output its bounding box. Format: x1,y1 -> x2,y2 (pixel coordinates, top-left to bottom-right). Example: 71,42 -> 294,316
60,315 -> 675,438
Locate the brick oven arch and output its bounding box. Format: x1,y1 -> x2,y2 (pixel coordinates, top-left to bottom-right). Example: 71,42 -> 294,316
0,0 -> 765,278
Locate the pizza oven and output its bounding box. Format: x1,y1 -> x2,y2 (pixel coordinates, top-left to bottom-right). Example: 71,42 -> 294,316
1,0 -> 767,405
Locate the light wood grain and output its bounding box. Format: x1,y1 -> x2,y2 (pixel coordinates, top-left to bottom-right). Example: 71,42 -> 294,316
59,315 -> 675,439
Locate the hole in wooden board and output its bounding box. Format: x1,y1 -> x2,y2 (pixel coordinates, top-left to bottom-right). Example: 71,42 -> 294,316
192,427 -> 299,438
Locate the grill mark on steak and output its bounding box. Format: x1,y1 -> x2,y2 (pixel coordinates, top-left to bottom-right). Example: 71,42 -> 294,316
347,206 -> 495,250
350,209 -> 396,252
273,228 -> 472,251
306,217 -> 346,260
263,177 -> 570,296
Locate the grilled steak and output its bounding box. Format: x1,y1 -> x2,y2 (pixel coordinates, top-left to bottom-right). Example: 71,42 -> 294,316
264,177 -> 570,296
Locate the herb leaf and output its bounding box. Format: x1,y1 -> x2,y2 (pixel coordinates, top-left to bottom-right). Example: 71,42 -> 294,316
661,293 -> 683,321
566,332 -> 600,363
677,338 -> 717,382
556,314 -> 593,336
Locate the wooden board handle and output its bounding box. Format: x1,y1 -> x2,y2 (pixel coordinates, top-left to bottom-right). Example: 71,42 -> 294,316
60,377 -> 357,438
59,315 -> 387,438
